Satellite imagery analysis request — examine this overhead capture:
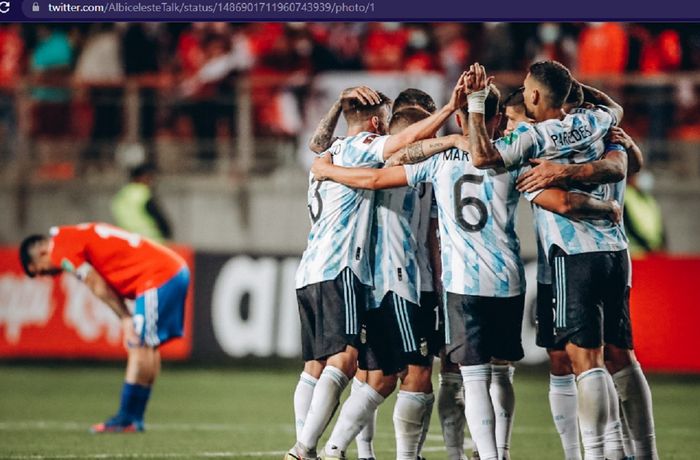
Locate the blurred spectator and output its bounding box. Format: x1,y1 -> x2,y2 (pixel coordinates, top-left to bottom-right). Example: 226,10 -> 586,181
177,24 -> 252,169
111,162 -> 172,243
404,25 -> 439,72
308,23 -> 364,71
122,23 -> 164,163
477,23 -> 515,71
624,171 -> 667,256
362,22 -> 409,71
0,24 -> 23,164
434,23 -> 471,82
29,25 -> 73,140
527,22 -> 577,69
577,22 -> 628,76
75,23 -> 124,169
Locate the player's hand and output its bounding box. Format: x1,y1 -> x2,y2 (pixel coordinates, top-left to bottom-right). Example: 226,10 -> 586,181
340,86 -> 381,105
609,200 -> 622,224
609,126 -> 633,149
464,63 -> 494,95
121,317 -> 140,350
446,72 -> 468,112
516,159 -> 568,192
311,153 -> 333,181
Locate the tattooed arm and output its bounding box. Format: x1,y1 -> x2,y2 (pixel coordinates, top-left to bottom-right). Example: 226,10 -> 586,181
385,135 -> 460,166
308,86 -> 381,154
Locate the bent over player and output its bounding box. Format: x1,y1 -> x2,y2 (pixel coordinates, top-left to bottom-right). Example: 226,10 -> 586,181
19,222 -> 190,433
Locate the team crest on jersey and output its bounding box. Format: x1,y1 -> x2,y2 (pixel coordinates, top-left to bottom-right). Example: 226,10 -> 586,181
420,339 -> 429,357
363,134 -> 378,144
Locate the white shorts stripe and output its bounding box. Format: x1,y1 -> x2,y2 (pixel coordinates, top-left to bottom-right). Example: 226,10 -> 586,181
342,271 -> 350,335
400,298 -> 417,352
393,293 -> 410,352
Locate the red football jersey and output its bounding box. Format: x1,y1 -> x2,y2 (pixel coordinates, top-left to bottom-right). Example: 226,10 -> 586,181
49,223 -> 186,298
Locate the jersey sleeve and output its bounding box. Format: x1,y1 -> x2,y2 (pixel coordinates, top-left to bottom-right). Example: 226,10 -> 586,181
403,155 -> 439,187
605,142 -> 626,153
493,123 -> 539,169
348,133 -> 389,166
49,226 -> 88,275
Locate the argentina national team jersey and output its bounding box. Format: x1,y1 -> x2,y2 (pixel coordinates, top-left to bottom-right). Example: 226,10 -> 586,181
415,184 -> 437,293
494,107 -> 627,257
403,148 -> 525,298
295,133 -> 388,289
368,186 -> 422,308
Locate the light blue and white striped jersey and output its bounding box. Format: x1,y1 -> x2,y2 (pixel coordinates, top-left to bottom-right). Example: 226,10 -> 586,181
416,185 -> 437,293
404,148 -> 525,297
368,185 -> 422,308
495,106 -> 618,170
496,107 -> 627,257
295,133 -> 388,289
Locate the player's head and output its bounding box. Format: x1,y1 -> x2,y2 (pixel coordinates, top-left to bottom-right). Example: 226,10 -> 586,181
562,80 -> 584,113
502,87 -> 535,135
19,234 -> 59,278
388,107 -> 431,135
455,83 -> 501,138
342,91 -> 392,135
393,88 -> 437,114
523,60 -> 572,121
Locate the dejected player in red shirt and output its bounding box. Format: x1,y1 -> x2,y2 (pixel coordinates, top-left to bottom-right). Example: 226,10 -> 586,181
19,222 -> 190,433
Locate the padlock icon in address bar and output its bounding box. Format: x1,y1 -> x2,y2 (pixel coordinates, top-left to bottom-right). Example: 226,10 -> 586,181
32,1 -> 40,11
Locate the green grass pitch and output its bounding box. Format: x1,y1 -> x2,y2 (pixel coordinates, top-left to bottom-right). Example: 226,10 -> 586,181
0,364 -> 698,459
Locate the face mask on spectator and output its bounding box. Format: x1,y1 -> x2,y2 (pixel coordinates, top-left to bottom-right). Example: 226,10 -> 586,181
409,30 -> 430,49
538,23 -> 561,44
636,171 -> 655,193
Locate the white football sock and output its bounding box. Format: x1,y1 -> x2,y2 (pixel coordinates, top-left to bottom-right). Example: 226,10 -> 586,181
613,362 -> 658,460
620,405 -> 635,457
438,372 -> 467,460
549,374 -> 582,460
393,391 -> 434,460
298,366 -> 349,455
460,364 -> 498,460
416,391 -> 435,457
352,379 -> 377,459
603,372 -> 626,460
577,368 -> 609,460
294,372 -> 318,440
490,365 -> 515,460
324,379 -> 384,457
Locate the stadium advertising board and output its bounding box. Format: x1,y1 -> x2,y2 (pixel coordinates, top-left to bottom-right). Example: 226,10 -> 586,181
3,249 -> 700,372
0,246 -> 195,360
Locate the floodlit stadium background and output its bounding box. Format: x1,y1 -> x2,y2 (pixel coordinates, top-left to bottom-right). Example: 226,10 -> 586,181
0,22 -> 699,459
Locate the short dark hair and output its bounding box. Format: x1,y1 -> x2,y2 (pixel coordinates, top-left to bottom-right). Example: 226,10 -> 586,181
528,60 -> 573,109
129,162 -> 157,181
502,87 -> 525,110
342,91 -> 392,125
393,88 -> 437,114
389,107 -> 430,133
565,80 -> 584,108
19,234 -> 47,277
460,84 -> 501,122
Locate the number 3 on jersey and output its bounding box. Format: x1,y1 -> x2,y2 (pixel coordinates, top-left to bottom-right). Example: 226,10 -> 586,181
308,179 -> 323,223
453,174 -> 488,232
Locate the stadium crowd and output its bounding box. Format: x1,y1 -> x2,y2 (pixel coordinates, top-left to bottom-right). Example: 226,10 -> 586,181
0,22 -> 699,173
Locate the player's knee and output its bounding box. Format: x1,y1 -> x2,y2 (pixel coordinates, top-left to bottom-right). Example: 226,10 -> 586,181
548,349 -> 573,375
400,365 -> 433,393
604,344 -> 635,374
367,371 -> 398,397
565,344 -> 604,375
303,360 -> 326,379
